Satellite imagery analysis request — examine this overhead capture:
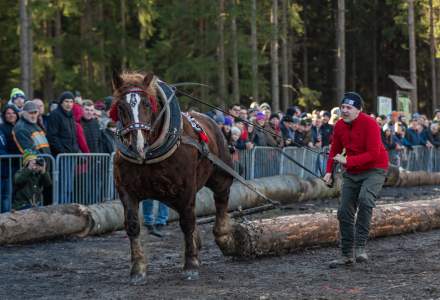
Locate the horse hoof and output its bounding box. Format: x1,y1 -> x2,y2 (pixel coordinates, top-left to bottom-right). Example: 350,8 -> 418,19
183,270 -> 199,281
130,272 -> 147,285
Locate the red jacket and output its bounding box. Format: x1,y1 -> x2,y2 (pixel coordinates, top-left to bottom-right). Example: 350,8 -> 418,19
326,112 -> 388,174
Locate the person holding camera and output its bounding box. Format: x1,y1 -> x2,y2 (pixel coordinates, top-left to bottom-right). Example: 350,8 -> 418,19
13,150 -> 52,210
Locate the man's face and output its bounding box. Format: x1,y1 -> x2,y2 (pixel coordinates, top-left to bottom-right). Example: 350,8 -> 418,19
239,109 -> 248,120
34,100 -> 45,114
341,104 -> 360,122
4,108 -> 17,124
83,105 -> 95,120
61,99 -> 74,112
229,106 -> 241,118
27,110 -> 39,123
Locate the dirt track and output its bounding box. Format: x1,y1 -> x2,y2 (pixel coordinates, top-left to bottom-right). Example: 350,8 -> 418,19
1,186 -> 440,299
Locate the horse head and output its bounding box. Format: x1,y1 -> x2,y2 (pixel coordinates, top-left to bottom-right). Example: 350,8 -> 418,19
112,71 -> 160,159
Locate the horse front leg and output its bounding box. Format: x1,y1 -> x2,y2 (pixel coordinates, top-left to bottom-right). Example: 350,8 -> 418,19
178,196 -> 201,280
120,189 -> 147,285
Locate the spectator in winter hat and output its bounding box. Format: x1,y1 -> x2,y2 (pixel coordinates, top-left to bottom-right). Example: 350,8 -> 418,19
13,101 -> 51,155
8,88 -> 26,112
47,91 -> 79,155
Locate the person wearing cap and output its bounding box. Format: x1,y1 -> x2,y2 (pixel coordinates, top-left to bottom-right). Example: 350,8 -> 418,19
7,88 -> 26,112
47,91 -> 80,156
251,112 -> 270,146
323,92 -> 388,268
319,111 -> 333,147
12,101 -> 51,155
13,149 -> 51,210
280,115 -> 296,146
47,91 -> 79,203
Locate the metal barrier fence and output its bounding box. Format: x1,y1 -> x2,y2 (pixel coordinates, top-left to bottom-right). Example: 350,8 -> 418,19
1,145 -> 440,213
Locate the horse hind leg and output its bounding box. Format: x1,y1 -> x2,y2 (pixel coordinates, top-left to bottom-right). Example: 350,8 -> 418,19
178,198 -> 201,280
212,187 -> 236,256
120,191 -> 147,285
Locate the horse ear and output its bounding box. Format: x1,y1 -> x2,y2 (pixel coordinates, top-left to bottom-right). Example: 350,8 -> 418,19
143,72 -> 154,88
112,70 -> 123,91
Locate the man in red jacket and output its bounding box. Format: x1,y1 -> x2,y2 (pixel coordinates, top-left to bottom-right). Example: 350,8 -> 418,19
323,92 -> 388,268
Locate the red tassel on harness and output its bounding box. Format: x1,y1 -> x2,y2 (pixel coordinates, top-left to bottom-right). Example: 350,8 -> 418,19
199,131 -> 209,144
109,102 -> 119,122
148,95 -> 158,113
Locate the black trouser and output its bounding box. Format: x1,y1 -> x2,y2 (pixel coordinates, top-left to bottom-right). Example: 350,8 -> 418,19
338,168 -> 386,256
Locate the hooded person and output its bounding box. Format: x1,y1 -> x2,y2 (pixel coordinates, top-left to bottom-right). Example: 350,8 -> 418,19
12,101 -> 51,154
8,88 -> 26,112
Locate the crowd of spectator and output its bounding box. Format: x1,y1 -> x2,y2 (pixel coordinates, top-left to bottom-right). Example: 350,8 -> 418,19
2,86 -> 440,210
0,88 -> 116,211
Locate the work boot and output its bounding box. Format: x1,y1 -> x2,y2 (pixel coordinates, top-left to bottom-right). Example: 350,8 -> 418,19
355,247 -> 368,263
145,224 -> 163,238
329,254 -> 355,269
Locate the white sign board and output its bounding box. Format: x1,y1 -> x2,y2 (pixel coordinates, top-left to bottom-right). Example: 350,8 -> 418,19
377,96 -> 392,116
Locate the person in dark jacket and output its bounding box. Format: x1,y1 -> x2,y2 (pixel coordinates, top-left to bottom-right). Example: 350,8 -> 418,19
0,105 -> 20,212
13,150 -> 51,210
324,92 -> 388,268
81,100 -> 104,153
428,122 -> 440,147
13,101 -> 51,155
47,91 -> 79,203
47,91 -> 80,156
81,100 -> 106,202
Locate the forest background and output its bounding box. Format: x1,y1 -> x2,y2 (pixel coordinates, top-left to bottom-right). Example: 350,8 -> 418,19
1,0 -> 440,115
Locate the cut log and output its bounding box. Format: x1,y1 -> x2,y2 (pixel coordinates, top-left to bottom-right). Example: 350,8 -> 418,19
0,201 -> 124,245
221,199 -> 440,258
385,164 -> 440,187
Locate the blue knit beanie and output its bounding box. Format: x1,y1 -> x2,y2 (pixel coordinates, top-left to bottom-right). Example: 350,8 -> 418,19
341,92 -> 363,110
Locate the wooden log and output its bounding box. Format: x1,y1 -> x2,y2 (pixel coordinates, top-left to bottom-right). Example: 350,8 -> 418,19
0,201 -> 125,245
384,164 -> 440,187
221,199 -> 440,258
0,205 -> 89,245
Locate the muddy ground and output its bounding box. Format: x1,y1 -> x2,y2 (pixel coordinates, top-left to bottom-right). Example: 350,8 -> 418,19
1,186 -> 440,299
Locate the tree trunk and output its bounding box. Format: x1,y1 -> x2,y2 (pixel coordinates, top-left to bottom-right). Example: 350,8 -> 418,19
19,0 -> 31,97
430,0 -> 437,113
120,0 -> 127,69
231,0 -> 240,104
250,0 -> 258,103
372,0 -> 378,102
302,22 -> 308,88
222,199 -> 440,257
270,0 -> 280,112
280,0 -> 289,111
218,0 -> 227,105
27,2 -> 33,98
408,0 -> 418,112
98,2 -> 106,88
335,0 -> 345,102
54,8 -> 62,60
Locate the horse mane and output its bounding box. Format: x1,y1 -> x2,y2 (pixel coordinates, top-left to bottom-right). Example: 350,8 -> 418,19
116,71 -> 158,99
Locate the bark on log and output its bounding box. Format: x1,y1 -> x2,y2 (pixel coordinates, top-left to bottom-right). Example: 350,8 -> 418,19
385,164 -> 440,187
221,199 -> 440,258
0,201 -> 124,245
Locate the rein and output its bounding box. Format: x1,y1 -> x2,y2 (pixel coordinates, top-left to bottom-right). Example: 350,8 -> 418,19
175,88 -> 331,182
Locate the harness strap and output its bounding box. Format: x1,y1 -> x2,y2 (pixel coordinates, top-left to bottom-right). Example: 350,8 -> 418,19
180,136 -> 281,207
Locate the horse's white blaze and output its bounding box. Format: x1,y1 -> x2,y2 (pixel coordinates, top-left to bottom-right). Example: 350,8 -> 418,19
126,93 -> 145,154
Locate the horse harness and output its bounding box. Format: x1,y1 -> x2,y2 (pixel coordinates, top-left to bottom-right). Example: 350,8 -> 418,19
115,80 -> 280,208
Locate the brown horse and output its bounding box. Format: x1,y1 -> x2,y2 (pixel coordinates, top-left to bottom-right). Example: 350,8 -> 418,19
112,71 -> 234,284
